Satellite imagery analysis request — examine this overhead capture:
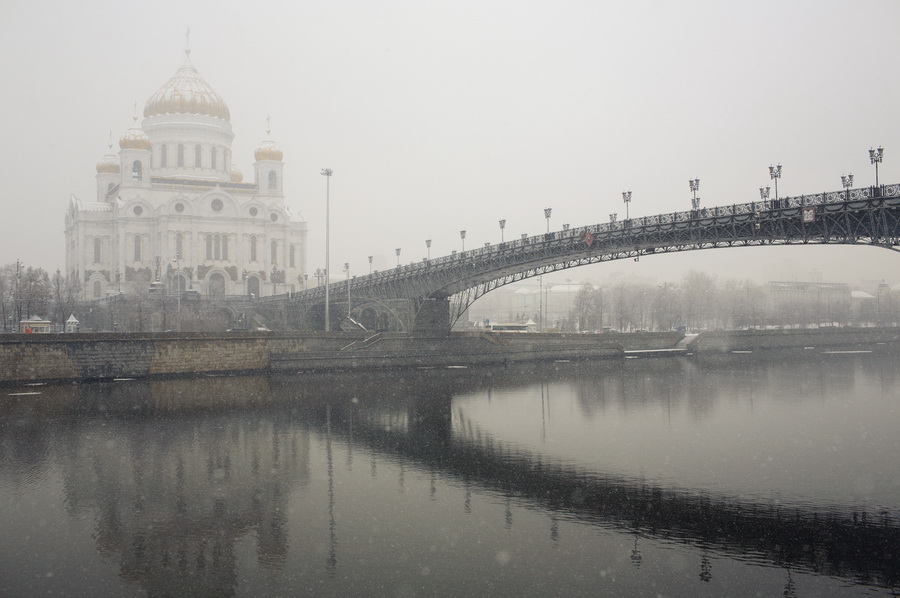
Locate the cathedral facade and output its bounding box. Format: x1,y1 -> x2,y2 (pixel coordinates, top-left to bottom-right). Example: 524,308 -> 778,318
65,48 -> 307,300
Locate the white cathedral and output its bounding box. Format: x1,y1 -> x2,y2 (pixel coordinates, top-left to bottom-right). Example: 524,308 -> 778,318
65,46 -> 307,301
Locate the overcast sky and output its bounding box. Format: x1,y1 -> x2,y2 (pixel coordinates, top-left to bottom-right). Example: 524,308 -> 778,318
1,0 -> 898,288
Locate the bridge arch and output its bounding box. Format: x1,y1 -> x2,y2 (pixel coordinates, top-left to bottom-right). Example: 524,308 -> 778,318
289,186 -> 900,333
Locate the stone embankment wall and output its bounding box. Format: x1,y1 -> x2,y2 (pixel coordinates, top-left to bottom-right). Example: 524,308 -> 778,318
690,327 -> 900,353
2,328 -> 898,384
0,330 -> 623,384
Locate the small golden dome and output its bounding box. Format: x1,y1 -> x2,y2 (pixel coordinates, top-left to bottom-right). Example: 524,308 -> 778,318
144,58 -> 230,121
230,163 -> 243,183
119,125 -> 151,151
96,154 -> 120,174
254,139 -> 283,162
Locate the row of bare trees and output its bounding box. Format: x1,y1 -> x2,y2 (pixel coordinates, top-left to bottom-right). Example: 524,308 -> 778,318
558,271 -> 893,332
0,263 -> 81,331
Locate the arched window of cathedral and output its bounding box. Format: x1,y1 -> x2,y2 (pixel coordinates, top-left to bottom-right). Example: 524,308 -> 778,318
160,144 -> 167,167
214,234 -> 221,260
222,235 -> 229,260
271,239 -> 277,263
134,235 -> 142,262
194,145 -> 201,167
175,233 -> 183,258
249,235 -> 257,262
206,234 -> 213,260
132,161 -> 142,180
177,144 -> 184,167
93,280 -> 101,298
107,182 -> 115,195
211,147 -> 217,170
93,238 -> 102,264
290,244 -> 296,268
268,171 -> 277,190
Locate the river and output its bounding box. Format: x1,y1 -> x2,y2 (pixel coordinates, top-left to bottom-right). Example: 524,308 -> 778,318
1,348 -> 898,596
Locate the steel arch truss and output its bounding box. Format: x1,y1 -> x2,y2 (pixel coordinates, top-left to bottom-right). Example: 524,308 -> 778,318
290,187 -> 900,330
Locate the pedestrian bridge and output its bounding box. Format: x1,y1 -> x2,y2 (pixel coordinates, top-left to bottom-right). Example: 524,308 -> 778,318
279,184 -> 900,332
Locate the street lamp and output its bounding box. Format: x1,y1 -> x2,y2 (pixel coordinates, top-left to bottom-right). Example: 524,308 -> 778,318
689,178 -> 700,211
395,248 -> 401,267
321,168 -> 333,331
499,219 -> 506,243
368,255 -> 373,274
622,191 -> 632,220
460,230 -> 466,252
768,164 -> 782,205
869,146 -> 884,188
344,263 -> 351,319
544,207 -> 552,232
609,213 -> 617,224
271,264 -> 278,295
841,173 -> 854,201
425,239 -> 431,260
759,186 -> 770,209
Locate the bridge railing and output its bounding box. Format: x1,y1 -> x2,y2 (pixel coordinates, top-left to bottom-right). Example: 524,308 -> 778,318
294,183 -> 900,301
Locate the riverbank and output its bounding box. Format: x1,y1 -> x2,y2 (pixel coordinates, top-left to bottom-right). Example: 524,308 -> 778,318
1,327 -> 898,385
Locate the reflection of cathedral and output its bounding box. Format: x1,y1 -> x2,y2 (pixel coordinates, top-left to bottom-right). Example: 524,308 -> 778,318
65,40 -> 307,300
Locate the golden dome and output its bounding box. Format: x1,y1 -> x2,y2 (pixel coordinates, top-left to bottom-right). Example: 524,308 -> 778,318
230,163 -> 243,183
144,57 -> 230,121
254,139 -> 283,162
119,121 -> 151,151
96,154 -> 120,174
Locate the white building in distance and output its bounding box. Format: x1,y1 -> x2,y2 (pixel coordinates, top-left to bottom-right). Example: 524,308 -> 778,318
65,45 -> 307,300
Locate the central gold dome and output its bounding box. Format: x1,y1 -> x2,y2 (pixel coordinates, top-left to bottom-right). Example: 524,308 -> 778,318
144,58 -> 230,122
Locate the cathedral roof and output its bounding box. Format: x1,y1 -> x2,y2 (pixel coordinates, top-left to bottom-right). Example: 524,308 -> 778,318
144,54 -> 230,122
254,117 -> 283,161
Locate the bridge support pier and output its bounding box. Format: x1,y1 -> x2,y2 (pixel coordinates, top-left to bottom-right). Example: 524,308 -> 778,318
412,298 -> 452,335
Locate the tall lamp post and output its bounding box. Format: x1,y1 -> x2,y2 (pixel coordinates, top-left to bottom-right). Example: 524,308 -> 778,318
689,178 -> 700,210
321,168 -> 333,331
395,248 -> 401,267
425,239 -> 431,260
622,191 -> 632,220
841,173 -> 854,201
368,256 -> 373,274
344,263 -> 350,320
14,259 -> 22,329
460,230 -> 466,252
544,207 -> 552,232
869,146 -> 884,188
768,164 -> 782,205
499,219 -> 506,243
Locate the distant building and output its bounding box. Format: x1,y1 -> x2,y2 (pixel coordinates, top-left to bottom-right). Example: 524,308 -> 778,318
65,43 -> 307,300
765,281 -> 850,326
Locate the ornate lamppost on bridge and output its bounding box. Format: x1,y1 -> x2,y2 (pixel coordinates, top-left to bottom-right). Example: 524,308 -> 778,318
622,191 -> 632,220
768,164 -> 782,206
395,247 -> 401,267
368,255 -> 373,274
869,146 -> 884,188
841,173 -> 854,201
689,178 -> 700,211
425,240 -> 431,260
544,207 -> 552,233
759,186 -> 770,209
321,167 -> 333,331
499,219 -> 506,243
460,230 -> 466,252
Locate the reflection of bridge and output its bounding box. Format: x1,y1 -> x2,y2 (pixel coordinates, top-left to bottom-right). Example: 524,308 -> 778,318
281,184 -> 900,333
290,372 -> 900,591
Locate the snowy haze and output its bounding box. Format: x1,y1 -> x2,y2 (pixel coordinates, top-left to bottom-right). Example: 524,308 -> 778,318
1,0 -> 898,289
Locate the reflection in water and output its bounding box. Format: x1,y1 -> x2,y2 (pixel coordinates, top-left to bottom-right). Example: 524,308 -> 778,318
0,350 -> 899,596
